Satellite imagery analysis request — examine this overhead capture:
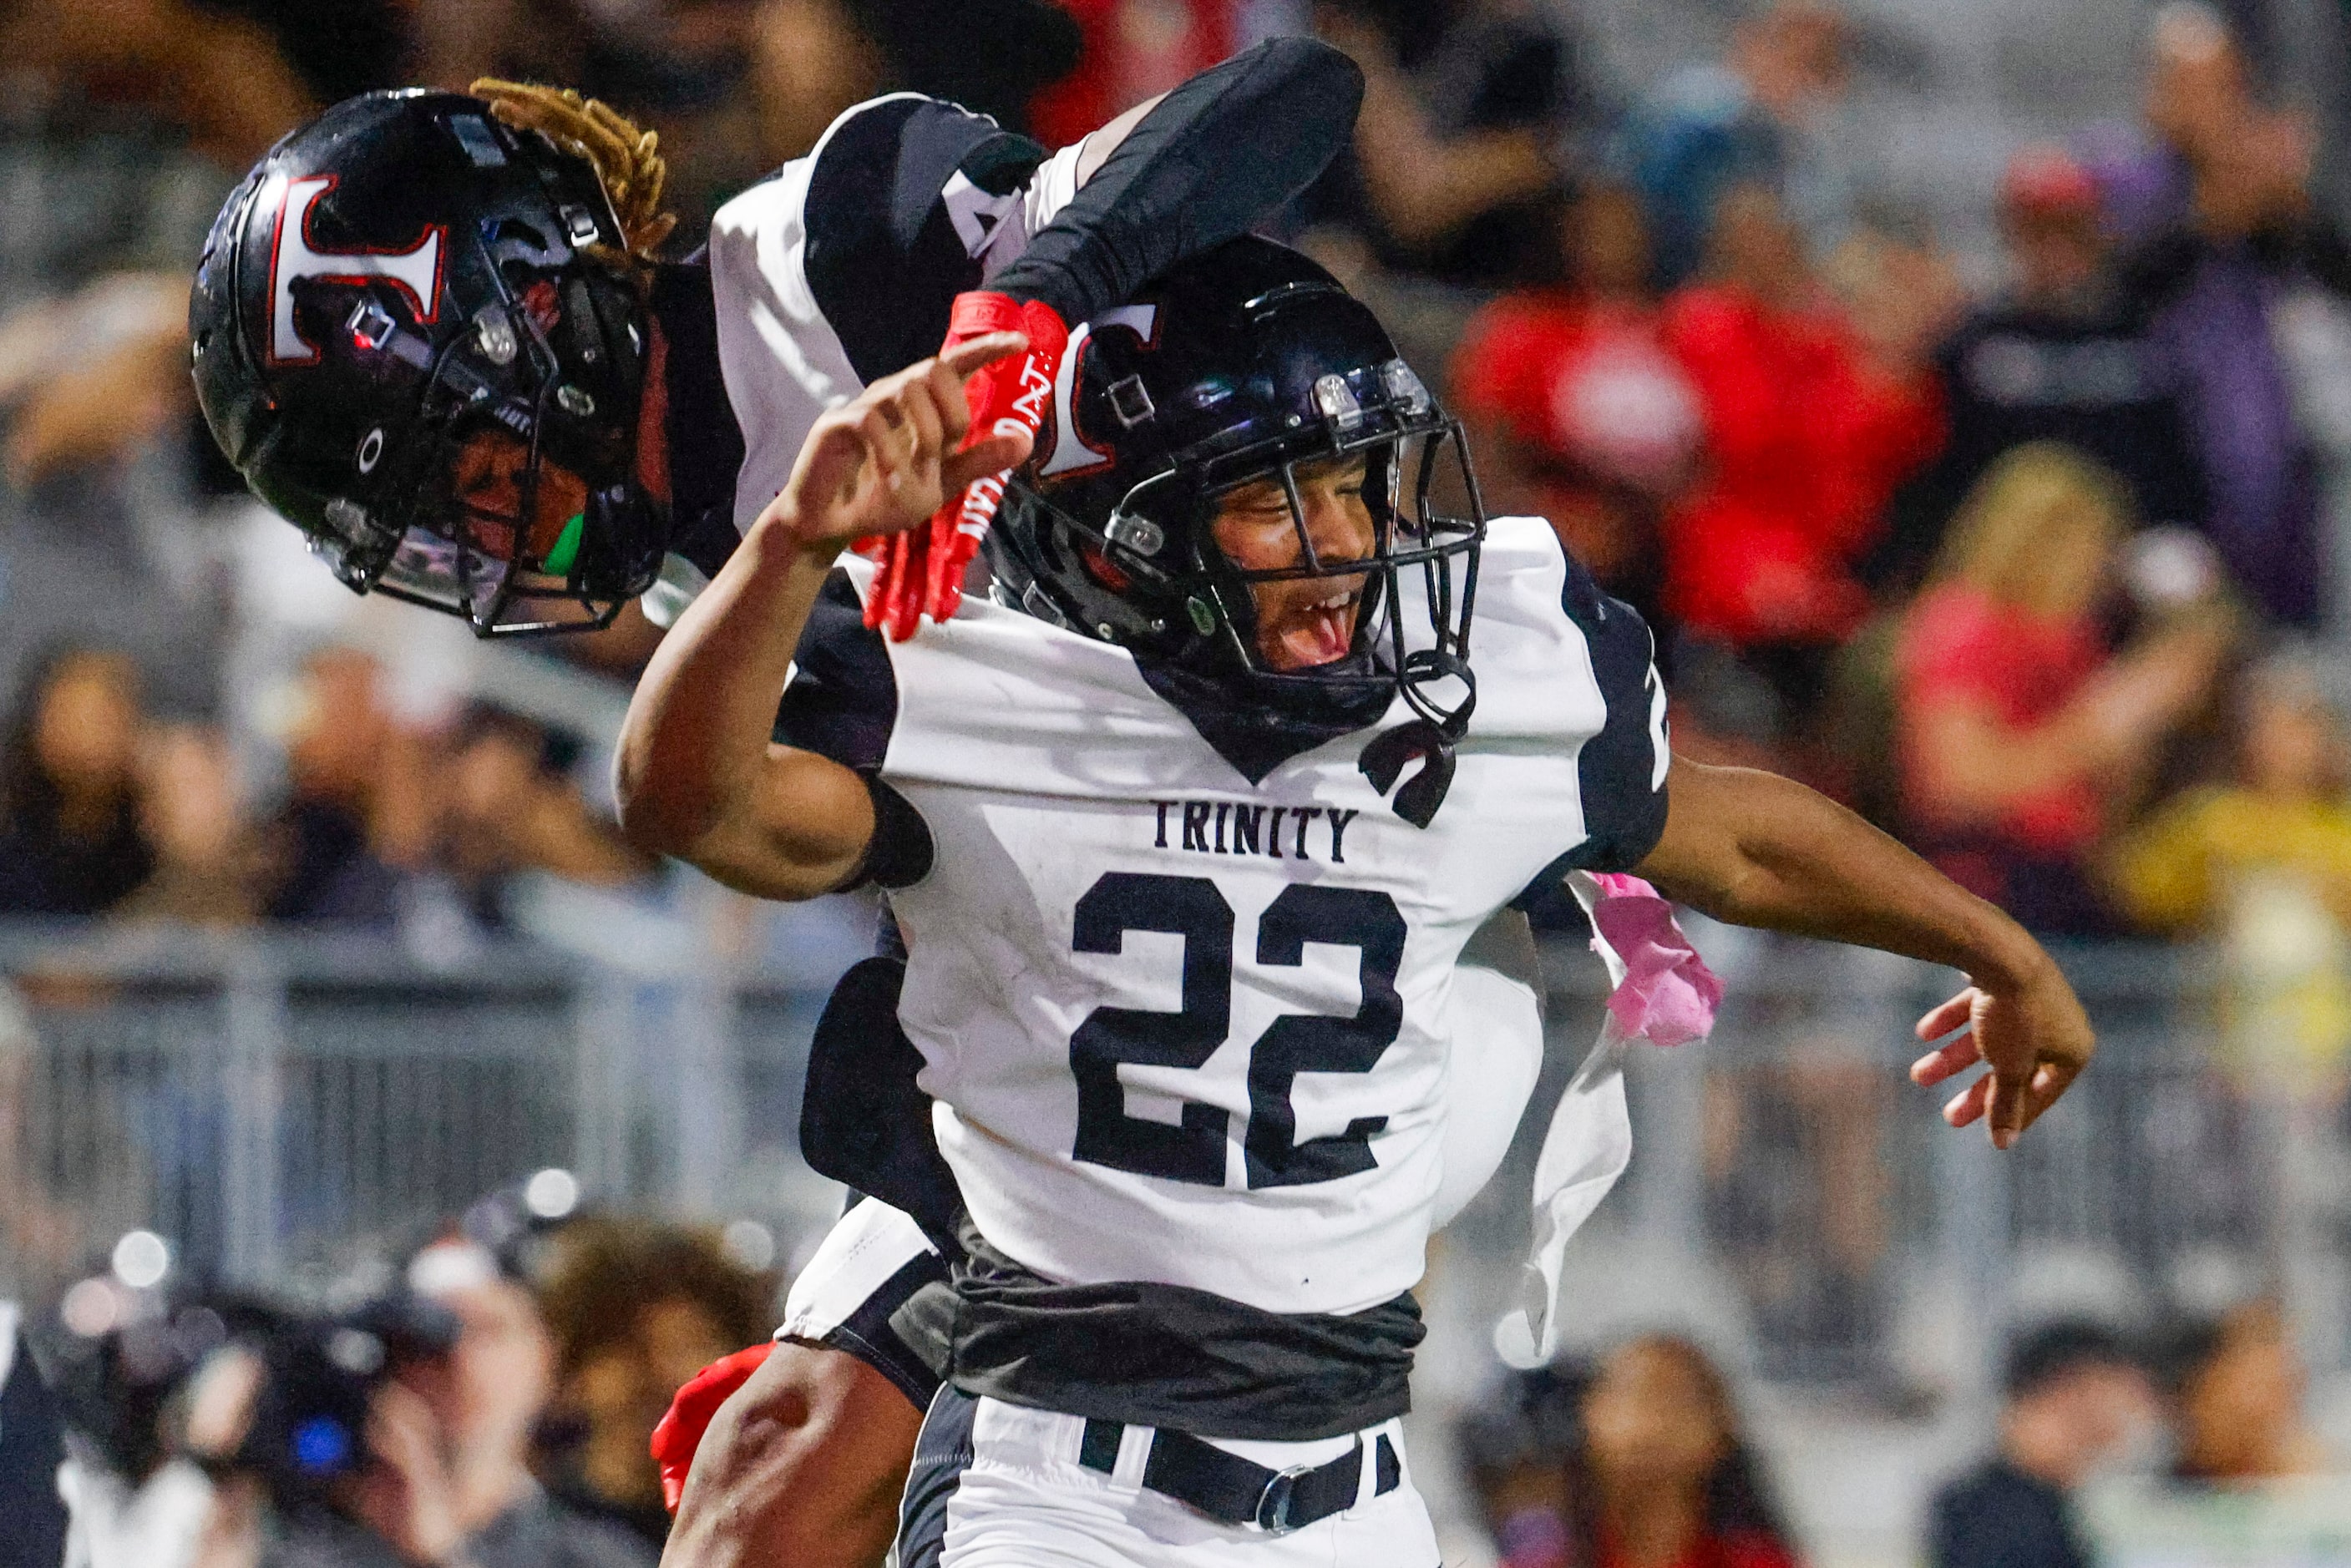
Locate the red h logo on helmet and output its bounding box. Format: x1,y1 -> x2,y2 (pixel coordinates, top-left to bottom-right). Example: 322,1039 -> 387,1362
266,174 -> 446,366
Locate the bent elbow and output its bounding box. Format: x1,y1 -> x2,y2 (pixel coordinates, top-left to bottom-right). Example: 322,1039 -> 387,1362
612,750 -> 717,862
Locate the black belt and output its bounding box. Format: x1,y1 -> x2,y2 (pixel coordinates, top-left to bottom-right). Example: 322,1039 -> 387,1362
1076,1418 -> 1402,1535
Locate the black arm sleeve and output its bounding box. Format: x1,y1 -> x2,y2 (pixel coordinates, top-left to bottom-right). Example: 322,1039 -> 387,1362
988,37 -> 1366,324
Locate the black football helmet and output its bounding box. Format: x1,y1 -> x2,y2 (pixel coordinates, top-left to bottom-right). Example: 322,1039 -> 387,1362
190,90 -> 659,635
991,237 -> 1485,815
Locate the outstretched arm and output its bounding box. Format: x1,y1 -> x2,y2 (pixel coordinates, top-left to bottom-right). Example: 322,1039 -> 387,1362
614,335 -> 1031,898
1635,760 -> 2095,1148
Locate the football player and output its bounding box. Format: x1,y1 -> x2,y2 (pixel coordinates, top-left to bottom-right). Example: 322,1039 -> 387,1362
187,46 -> 1558,1568
618,236 -> 2097,1565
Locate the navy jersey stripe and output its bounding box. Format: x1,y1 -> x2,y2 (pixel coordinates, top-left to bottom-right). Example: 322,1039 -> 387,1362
1561,549 -> 1670,873
1511,543 -> 1670,908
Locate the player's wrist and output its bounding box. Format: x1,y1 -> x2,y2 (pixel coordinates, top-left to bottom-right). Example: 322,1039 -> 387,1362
1965,919 -> 2059,999
749,503 -> 852,574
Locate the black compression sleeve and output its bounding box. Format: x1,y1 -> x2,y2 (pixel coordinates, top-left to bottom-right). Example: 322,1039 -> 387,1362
987,37 -> 1364,323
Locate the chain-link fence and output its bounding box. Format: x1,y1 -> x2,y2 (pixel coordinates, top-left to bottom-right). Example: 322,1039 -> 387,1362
4,918 -> 2344,1407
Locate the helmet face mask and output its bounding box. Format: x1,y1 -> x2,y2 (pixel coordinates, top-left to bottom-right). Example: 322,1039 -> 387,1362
995,240 -> 1486,741
1188,417 -> 1483,738
191,91 -> 663,636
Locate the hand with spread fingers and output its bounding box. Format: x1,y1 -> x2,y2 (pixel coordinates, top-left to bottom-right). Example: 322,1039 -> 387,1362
768,333 -> 1037,563
1908,966 -> 2096,1149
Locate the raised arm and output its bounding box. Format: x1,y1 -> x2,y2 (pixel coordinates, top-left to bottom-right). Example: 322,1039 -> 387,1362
1636,759 -> 2095,1148
614,336 -> 1031,898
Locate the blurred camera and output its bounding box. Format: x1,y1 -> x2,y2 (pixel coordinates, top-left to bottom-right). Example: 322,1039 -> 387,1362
220,1292 -> 462,1509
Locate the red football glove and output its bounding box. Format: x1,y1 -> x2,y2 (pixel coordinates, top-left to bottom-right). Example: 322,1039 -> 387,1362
857,291 -> 1069,641
650,1341 -> 775,1514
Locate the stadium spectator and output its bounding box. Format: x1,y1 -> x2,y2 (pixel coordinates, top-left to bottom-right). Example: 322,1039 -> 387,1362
1619,0 -> 1854,291
1927,1320 -> 2156,1568
750,0 -> 1080,165
2113,650 -> 2351,938
397,1240 -> 657,1568
2161,1300 -> 2334,1482
1658,185 -> 1941,743
9,0 -> 314,171
1576,1335 -> 1801,1568
0,648 -> 158,918
532,1219 -> 778,1552
436,706 -> 653,929
117,726 -> 265,928
1450,182 -> 1699,622
1027,0 -> 1239,148
1298,0 -> 1587,289
1872,145 -> 2205,598
2081,3 -> 2351,628
1455,1361 -> 1594,1568
1892,444 -> 2230,933
2112,652 -> 2351,1095
1454,1339 -> 1799,1568
258,648 -> 432,928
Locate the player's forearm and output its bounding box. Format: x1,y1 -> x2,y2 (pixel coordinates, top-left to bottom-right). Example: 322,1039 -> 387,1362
615,517 -> 839,871
991,38 -> 1364,324
664,1345 -> 917,1568
1636,761 -> 2054,994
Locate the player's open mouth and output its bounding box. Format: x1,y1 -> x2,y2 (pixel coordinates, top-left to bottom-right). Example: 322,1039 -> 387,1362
1269,586 -> 1361,669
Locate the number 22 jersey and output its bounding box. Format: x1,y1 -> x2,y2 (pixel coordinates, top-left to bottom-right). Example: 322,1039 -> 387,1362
780,513 -> 1670,1318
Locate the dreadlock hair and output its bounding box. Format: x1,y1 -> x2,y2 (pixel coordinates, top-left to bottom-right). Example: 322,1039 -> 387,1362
469,78 -> 679,261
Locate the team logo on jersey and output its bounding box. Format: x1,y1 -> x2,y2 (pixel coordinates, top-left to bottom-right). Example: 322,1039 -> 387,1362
1036,304 -> 1161,478
266,174 -> 446,366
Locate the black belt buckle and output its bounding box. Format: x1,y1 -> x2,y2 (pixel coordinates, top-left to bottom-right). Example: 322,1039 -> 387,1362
1254,1463 -> 1316,1535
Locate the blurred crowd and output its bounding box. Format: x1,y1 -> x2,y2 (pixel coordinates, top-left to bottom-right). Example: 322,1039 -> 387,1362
1455,1305 -> 2341,1568
4,1224 -> 2339,1568
0,644 -> 651,934
4,1186 -> 780,1568
3,2 -> 2351,1565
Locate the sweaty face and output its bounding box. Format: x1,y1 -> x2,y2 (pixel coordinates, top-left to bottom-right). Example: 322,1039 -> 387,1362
1209,454 -> 1378,671
447,428 -> 590,567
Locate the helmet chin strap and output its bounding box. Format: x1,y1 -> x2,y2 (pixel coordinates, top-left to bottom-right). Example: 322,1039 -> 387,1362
1360,564 -> 1477,827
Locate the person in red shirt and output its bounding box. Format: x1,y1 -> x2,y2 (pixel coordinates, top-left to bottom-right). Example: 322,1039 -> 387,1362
1029,0 -> 1241,147
1450,183 -> 1702,619
1469,1336 -> 1801,1568
1659,185 -> 1943,662
1893,443 -> 2231,933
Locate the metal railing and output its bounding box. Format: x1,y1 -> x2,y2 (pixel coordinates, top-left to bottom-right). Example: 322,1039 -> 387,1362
3,918 -> 2342,1404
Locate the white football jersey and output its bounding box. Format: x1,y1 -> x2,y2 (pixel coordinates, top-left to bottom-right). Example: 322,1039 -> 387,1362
776,516 -> 1669,1317
644,93 -> 1091,616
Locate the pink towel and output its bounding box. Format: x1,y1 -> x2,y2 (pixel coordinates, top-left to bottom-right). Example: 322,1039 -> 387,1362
1588,873 -> 1723,1048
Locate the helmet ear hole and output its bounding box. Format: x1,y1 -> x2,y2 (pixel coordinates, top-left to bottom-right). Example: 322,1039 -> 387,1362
1078,543 -> 1132,594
